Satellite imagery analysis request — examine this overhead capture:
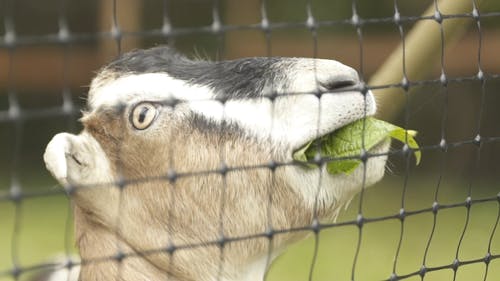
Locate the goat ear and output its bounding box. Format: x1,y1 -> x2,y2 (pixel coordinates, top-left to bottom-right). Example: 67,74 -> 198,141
44,133 -> 74,186
45,132 -> 121,225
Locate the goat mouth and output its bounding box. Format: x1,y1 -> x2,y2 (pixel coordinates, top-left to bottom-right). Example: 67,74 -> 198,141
292,117 -> 421,175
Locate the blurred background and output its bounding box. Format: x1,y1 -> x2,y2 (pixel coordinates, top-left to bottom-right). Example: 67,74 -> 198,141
0,0 -> 499,280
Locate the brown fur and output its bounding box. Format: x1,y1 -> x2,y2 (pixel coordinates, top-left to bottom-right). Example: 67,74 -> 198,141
73,107 -> 321,280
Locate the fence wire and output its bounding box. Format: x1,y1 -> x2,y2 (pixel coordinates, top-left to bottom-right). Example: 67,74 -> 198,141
1,0 -> 499,281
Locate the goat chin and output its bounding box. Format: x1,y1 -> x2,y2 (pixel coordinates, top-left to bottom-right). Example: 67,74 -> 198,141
43,46 -> 390,281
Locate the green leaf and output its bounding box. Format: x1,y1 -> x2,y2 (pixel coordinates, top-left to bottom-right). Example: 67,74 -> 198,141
326,159 -> 360,175
388,129 -> 421,165
292,117 -> 421,175
292,140 -> 317,168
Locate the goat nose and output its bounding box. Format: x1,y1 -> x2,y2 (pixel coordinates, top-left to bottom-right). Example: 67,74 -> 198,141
320,77 -> 358,92
287,58 -> 361,95
314,60 -> 360,91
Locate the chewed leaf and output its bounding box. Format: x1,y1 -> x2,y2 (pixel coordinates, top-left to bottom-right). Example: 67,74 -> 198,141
292,141 -> 312,163
292,140 -> 317,169
326,159 -> 360,175
292,117 -> 421,175
388,129 -> 421,165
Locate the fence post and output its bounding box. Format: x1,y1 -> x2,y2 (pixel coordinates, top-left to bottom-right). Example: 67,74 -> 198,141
370,0 -> 487,121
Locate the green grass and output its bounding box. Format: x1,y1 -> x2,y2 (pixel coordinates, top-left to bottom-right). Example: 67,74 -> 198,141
0,194 -> 75,281
0,175 -> 498,281
266,174 -> 500,281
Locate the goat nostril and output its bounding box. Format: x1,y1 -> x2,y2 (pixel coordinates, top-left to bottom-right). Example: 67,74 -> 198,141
321,80 -> 357,92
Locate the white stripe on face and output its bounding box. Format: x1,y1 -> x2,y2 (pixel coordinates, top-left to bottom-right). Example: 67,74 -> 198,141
88,73 -> 215,111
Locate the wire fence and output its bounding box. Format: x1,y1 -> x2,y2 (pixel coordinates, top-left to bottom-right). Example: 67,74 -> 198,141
0,0 -> 499,280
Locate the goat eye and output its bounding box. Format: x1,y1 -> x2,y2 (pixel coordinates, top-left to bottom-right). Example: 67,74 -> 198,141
130,102 -> 158,130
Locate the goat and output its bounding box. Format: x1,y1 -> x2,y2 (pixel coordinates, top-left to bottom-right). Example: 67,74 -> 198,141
43,46 -> 390,281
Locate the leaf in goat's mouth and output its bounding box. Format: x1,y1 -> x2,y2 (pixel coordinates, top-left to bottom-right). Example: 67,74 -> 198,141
292,117 -> 421,175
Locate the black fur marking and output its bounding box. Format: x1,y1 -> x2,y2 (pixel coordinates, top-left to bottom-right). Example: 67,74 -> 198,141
103,46 -> 291,100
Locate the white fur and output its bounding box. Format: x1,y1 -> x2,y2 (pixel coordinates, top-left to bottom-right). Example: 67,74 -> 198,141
35,255 -> 80,281
228,255 -> 270,281
44,265 -> 80,281
44,133 -> 72,185
44,132 -> 114,187
89,73 -> 215,110
286,141 -> 390,212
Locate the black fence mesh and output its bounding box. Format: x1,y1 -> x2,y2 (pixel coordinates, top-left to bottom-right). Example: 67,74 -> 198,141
1,0 -> 499,280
